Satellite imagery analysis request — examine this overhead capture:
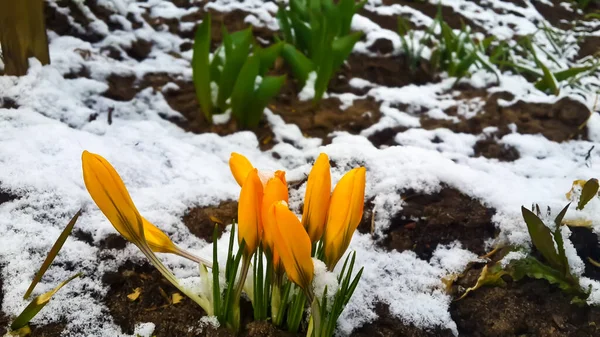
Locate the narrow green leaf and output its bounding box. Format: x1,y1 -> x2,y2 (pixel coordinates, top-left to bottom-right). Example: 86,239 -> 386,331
247,75 -> 286,128
521,206 -> 562,271
277,6 -> 295,45
11,273 -> 82,331
331,31 -> 362,73
217,28 -> 252,111
192,14 -> 213,122
24,209 -> 81,299
552,203 -> 572,278
281,43 -> 314,86
578,179 -> 599,210
256,41 -> 283,75
290,13 -> 313,56
230,55 -> 260,128
212,225 -> 221,317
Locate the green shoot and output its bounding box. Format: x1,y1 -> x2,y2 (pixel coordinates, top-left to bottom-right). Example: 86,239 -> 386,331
277,0 -> 365,104
191,14 -> 285,128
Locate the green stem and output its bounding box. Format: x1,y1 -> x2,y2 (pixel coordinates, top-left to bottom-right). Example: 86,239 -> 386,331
230,255 -> 252,333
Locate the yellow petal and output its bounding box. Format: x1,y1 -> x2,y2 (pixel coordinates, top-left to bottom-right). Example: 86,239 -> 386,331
261,176 -> 289,251
82,151 -> 145,246
142,217 -> 179,254
270,202 -> 313,290
323,167 -> 366,270
238,168 -> 263,257
230,153 -> 254,187
301,153 -> 331,242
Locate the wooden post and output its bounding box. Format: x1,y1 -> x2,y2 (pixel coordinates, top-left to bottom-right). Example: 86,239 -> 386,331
0,0 -> 50,76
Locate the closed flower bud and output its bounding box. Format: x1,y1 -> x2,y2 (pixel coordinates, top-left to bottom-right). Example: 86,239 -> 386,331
301,153 -> 331,243
229,153 -> 254,187
269,201 -> 314,291
323,167 -> 366,270
238,168 -> 263,257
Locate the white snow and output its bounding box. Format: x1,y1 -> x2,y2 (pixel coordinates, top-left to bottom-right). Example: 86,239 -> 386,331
1,0 -> 600,336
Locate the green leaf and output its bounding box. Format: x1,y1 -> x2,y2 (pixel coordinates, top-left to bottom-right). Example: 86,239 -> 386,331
290,13 -> 313,56
281,43 -> 314,86
578,178 -> 599,210
230,55 -> 260,128
217,28 -> 252,111
11,273 -> 82,331
554,66 -> 595,82
24,210 -> 81,299
277,6 -> 295,45
509,256 -> 583,296
192,14 -> 213,122
331,31 -> 362,73
256,41 -> 283,75
521,206 -> 562,271
247,75 -> 286,128
552,203 -> 572,278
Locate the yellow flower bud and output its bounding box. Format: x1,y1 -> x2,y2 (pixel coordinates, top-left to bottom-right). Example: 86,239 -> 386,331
238,168 -> 263,257
323,167 -> 366,270
269,201 -> 313,291
301,153 -> 331,242
229,153 -> 254,187
261,176 -> 289,252
82,150 -> 145,246
82,151 -> 210,266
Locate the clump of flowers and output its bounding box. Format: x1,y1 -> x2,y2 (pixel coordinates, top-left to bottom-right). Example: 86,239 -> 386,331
81,150 -> 366,336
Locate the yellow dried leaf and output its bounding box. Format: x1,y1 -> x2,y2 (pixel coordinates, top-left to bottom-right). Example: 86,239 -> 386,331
172,293 -> 184,304
127,288 -> 142,301
209,215 -> 223,224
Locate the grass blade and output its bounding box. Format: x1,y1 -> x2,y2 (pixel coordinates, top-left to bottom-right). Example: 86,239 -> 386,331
192,14 -> 213,122
24,209 -> 81,299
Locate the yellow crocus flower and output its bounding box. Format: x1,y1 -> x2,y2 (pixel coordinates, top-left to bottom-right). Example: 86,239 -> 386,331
323,167 -> 366,270
229,152 -> 254,187
81,151 -> 210,266
269,201 -> 314,291
238,168 -> 263,257
301,153 -> 331,243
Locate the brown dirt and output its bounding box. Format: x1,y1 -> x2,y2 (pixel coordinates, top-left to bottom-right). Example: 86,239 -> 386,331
270,77 -> 382,143
330,54 -> 435,95
473,137 -> 520,161
182,200 -> 238,243
0,97 -> 19,109
579,36 -> 600,60
367,126 -> 409,148
422,91 -> 590,143
531,0 -> 580,29
451,278 -> 600,337
378,187 -> 497,260
102,261 -> 303,337
102,261 -> 216,337
350,303 -> 454,337
364,0 -> 479,31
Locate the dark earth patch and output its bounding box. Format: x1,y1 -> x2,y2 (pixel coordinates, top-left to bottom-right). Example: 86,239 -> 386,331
569,226 -> 600,281
102,262 -> 303,337
367,126 -> 409,148
423,91 -> 590,142
579,35 -> 600,60
0,187 -> 18,206
182,200 -> 238,243
330,54 -> 435,95
350,302 -> 454,337
451,278 -> 600,336
531,0 -> 580,30
473,137 -> 520,161
381,187 -> 497,260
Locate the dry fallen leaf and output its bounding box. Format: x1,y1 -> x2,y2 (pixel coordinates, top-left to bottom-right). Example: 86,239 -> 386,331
209,215 -> 223,224
172,292 -> 184,304
127,287 -> 142,301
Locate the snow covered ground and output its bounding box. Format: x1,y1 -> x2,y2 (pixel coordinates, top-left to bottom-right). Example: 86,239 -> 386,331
1,0 -> 600,336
